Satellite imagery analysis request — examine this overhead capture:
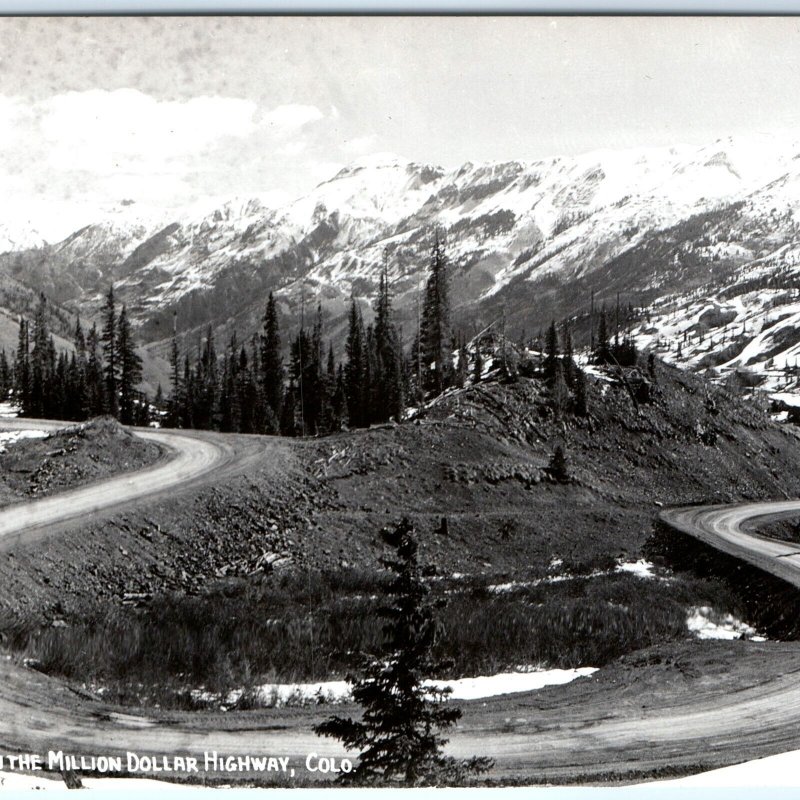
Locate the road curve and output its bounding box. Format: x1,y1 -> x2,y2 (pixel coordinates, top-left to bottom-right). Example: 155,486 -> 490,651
660,499 -> 800,589
3,423 -> 800,783
0,421 -> 229,549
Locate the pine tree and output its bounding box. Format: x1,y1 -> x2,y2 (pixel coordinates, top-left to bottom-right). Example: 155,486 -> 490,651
13,317 -> 29,413
345,298 -> 367,428
544,320 -> 559,384
562,322 -> 576,388
101,285 -> 119,416
420,233 -> 451,396
455,333 -> 469,389
116,305 -> 142,425
593,308 -> 611,365
261,292 -> 283,425
0,349 -> 11,400
168,334 -> 181,427
195,325 -> 217,429
314,518 -> 492,784
117,305 -> 143,425
549,359 -> 569,418
333,363 -> 348,429
85,323 -> 105,417
29,294 -> 50,417
373,266 -> 405,423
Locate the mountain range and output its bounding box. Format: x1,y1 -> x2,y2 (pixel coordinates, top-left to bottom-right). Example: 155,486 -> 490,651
4,132 -> 800,400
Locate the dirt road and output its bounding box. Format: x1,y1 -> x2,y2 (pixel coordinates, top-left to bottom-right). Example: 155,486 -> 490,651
3,422 -> 800,784
660,500 -> 800,589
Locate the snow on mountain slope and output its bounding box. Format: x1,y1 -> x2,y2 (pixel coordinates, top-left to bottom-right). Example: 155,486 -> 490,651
7,130 -> 800,390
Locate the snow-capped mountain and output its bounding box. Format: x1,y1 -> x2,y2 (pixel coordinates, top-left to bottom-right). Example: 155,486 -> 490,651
6,131 -> 800,400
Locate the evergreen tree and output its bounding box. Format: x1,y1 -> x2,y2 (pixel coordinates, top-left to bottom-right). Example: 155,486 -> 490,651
280,378 -> 299,436
85,323 -> 104,417
168,334 -> 181,427
261,292 -> 283,426
13,317 -> 29,413
373,265 -> 405,422
117,305 -> 143,425
544,320 -> 559,384
333,363 -> 348,429
549,359 -> 569,418
473,345 -> 483,385
420,233 -> 451,396
101,285 -> 119,416
593,308 -> 611,365
29,294 -> 50,417
0,349 -> 11,400
345,298 -> 367,428
562,322 -> 576,388
314,518 -> 492,784
180,354 -> 194,429
455,333 -> 469,389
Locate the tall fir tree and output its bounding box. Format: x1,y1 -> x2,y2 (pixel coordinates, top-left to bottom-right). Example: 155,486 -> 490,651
345,298 -> 367,428
373,265 -> 405,423
420,232 -> 451,396
168,334 -> 181,427
594,308 -> 611,365
117,305 -> 143,425
14,317 -> 30,413
101,285 -> 119,416
260,291 -> 283,428
544,320 -> 559,384
85,323 -> 104,417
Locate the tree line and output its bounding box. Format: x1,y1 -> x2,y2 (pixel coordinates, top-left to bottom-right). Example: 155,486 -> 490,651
166,237 -> 468,435
11,287 -> 146,424
3,235 -> 641,433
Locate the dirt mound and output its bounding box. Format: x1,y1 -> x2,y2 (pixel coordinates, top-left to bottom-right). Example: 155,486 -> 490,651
0,416 -> 161,505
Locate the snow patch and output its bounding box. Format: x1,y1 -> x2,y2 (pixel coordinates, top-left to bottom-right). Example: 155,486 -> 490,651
615,559 -> 656,579
197,666 -> 599,708
0,401 -> 20,417
687,606 -> 765,641
0,429 -> 47,452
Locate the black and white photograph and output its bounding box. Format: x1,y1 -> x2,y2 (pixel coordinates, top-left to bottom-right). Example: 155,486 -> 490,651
2,14 -> 800,793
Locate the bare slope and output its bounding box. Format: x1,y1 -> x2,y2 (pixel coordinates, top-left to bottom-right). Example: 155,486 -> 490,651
303,362 -> 800,573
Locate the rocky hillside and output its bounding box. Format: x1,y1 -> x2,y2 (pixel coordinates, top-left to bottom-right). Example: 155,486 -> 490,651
5,359 -> 800,624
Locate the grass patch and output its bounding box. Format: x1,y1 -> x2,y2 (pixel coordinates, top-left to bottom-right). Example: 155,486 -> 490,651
3,563 -> 746,709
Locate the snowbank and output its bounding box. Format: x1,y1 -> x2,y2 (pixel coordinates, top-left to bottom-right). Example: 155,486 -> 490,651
0,429 -> 47,452
615,559 -> 656,579
687,606 -> 765,641
0,401 -> 20,417
196,666 -> 600,708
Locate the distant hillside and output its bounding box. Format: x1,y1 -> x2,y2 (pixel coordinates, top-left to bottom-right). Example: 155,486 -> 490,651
5,133 -> 800,401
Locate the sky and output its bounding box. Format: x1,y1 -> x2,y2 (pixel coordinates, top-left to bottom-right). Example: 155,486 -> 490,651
2,16 -> 800,238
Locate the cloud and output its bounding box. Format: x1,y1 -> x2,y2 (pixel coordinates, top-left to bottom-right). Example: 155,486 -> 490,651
276,140 -> 308,157
0,90 -> 337,237
261,104 -> 325,136
39,89 -> 259,173
309,161 -> 345,182
341,134 -> 377,155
